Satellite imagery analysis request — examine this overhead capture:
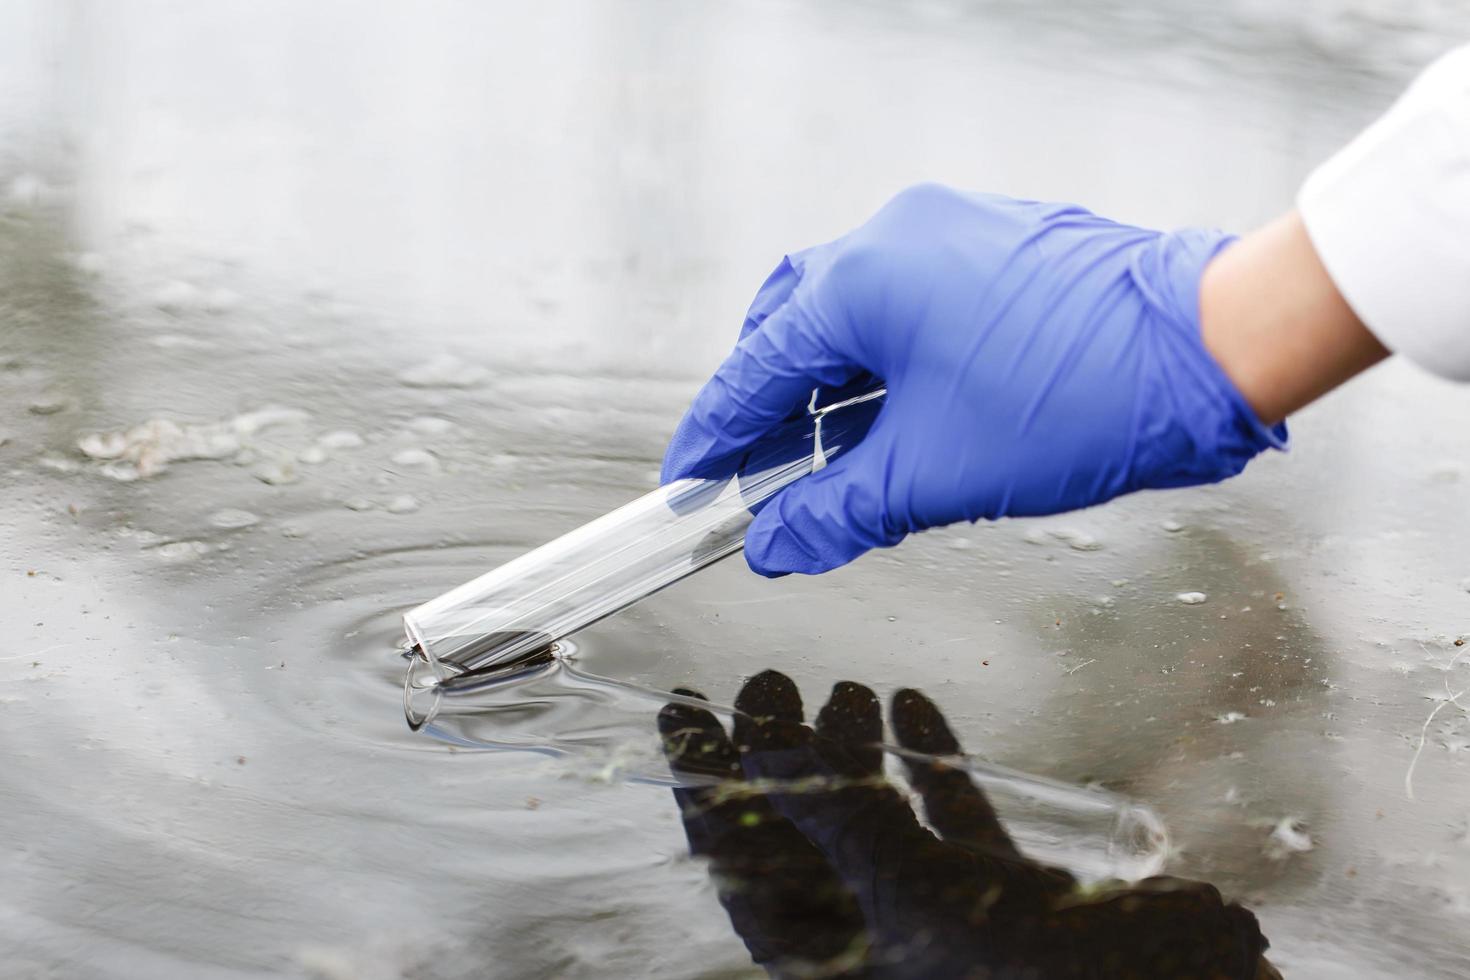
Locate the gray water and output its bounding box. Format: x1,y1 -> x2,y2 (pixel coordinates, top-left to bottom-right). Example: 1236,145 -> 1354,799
3,2 -> 1470,977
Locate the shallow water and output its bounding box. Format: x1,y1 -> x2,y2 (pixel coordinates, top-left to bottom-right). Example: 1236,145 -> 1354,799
3,2 -> 1470,977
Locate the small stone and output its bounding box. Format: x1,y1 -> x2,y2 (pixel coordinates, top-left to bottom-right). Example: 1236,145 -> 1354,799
209,508 -> 260,529
1049,528 -> 1102,551
386,494 -> 420,514
390,448 -> 439,471
29,392 -> 69,415
251,461 -> 297,485
156,540 -> 210,560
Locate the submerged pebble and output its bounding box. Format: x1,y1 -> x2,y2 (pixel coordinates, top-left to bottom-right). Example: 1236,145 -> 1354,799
209,508 -> 260,530
29,392 -> 70,415
1176,592 -> 1208,605
251,461 -> 297,486
386,494 -> 420,514
390,448 -> 439,471
1049,528 -> 1102,551
156,540 -> 211,561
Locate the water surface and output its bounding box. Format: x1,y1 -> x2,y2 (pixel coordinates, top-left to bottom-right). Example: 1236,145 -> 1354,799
2,2 -> 1469,977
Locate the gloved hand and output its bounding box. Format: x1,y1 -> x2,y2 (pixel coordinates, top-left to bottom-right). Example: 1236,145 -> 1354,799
662,184 -> 1287,576
658,670 -> 1279,979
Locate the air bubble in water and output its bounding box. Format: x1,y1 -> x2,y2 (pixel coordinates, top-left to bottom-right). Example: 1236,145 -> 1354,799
1161,519 -> 1184,532
1176,592 -> 1207,605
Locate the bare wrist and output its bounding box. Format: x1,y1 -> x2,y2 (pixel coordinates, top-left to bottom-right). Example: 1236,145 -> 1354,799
1200,210 -> 1388,426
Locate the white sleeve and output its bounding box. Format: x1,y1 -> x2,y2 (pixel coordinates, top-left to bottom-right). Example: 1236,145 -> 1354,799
1297,44 -> 1470,380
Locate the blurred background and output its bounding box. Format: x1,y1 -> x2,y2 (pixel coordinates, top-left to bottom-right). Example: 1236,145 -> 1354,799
2,1 -> 1468,977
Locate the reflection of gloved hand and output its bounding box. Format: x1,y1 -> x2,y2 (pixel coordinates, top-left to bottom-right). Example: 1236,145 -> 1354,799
659,670 -> 1279,979
662,185 -> 1286,576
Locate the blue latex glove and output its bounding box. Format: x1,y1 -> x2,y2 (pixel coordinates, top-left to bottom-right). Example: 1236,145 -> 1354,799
662,184 -> 1287,577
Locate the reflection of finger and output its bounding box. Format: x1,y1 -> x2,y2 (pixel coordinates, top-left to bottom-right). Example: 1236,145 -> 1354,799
891,687 -> 1024,861
814,680 -> 884,777
733,669 -> 809,753
657,690 -> 740,781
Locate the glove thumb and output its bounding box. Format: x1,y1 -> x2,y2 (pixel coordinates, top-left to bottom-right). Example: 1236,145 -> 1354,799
744,432 -> 902,577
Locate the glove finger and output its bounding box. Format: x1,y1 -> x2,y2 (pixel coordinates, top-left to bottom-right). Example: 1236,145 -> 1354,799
736,253 -> 803,343
744,424 -> 903,577
732,668 -> 809,754
890,687 -> 1024,861
660,297 -> 864,485
813,681 -> 885,778
658,689 -> 741,783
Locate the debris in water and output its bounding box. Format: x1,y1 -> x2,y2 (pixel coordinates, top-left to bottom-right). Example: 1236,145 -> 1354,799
396,354 -> 489,388
387,494 -> 420,514
1265,818 -> 1314,859
78,408 -> 309,479
209,508 -> 260,529
1176,592 -> 1208,605
1217,711 -> 1247,724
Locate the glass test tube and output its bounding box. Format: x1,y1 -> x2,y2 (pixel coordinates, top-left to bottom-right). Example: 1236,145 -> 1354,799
402,388 -> 886,726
